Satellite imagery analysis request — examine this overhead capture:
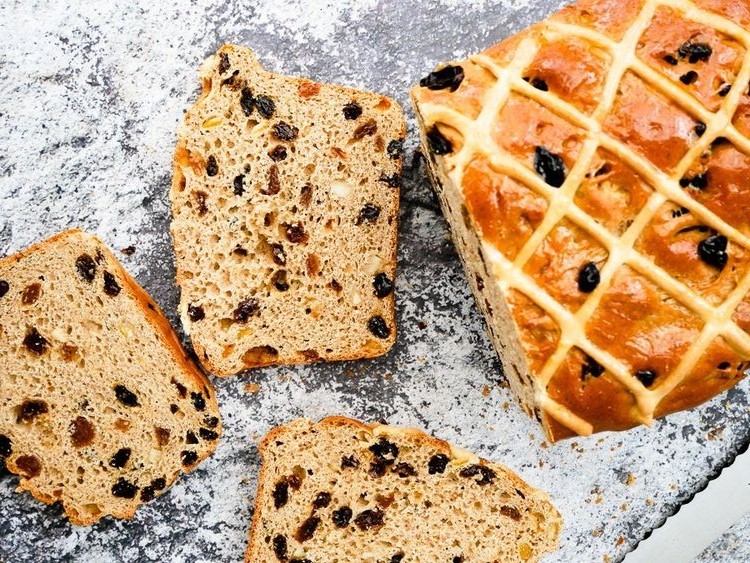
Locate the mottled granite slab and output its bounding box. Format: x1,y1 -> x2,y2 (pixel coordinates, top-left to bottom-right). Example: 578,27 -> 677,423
1,1 -> 748,561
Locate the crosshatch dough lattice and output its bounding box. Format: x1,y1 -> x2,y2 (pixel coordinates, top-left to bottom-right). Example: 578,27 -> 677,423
412,0 -> 750,441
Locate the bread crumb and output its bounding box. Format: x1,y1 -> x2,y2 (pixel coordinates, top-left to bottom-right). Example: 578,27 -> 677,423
481,384 -> 491,397
616,536 -> 625,546
603,555 -> 611,563
645,498 -> 654,506
626,473 -> 636,486
592,528 -> 602,537
245,383 -> 261,394
620,503 -> 628,511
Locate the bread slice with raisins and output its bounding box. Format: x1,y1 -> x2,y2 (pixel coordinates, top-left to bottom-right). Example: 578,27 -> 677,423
246,417 -> 561,562
170,45 -> 406,376
0,230 -> 221,525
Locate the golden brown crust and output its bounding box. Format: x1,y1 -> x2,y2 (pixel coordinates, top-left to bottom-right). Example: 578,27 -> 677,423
412,0 -> 750,441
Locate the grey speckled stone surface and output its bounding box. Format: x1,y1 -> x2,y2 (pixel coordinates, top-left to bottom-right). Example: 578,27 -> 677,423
1,1 -> 749,561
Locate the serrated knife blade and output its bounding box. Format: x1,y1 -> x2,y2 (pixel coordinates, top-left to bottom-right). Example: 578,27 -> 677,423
624,446 -> 750,563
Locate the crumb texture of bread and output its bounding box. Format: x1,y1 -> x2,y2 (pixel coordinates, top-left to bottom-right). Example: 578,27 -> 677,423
245,417 -> 562,563
411,0 -> 750,441
0,230 -> 221,525
170,45 -> 406,376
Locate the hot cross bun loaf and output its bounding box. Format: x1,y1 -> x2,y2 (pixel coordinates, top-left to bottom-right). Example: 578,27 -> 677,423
170,45 -> 406,376
0,230 -> 221,524
412,0 -> 750,441
245,417 -> 561,562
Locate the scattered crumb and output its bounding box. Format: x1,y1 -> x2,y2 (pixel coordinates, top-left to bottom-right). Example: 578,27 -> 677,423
345,368 -> 356,377
383,372 -> 393,381
245,383 -> 261,394
616,536 -> 625,546
626,472 -> 636,486
707,427 -> 724,440
595,495 -> 603,505
481,384 -> 491,397
417,321 -> 427,330
620,503 -> 628,512
540,441 -> 548,449
502,401 -> 510,410
538,459 -> 544,468
120,245 -> 136,255
592,528 -> 602,537
603,555 -> 611,563
645,498 -> 655,506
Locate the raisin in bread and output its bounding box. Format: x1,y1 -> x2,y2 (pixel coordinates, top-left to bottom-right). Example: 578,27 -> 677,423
0,230 -> 221,525
170,45 -> 406,376
246,417 -> 561,562
411,0 -> 750,441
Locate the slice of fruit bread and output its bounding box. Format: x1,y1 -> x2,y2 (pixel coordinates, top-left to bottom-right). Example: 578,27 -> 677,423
0,229 -> 221,525
246,416 -> 562,562
170,44 -> 406,376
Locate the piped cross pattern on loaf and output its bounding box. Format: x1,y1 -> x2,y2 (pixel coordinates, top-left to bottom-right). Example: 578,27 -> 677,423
416,0 -> 750,437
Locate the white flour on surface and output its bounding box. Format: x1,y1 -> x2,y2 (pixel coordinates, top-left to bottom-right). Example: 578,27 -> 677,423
1,1 -> 749,562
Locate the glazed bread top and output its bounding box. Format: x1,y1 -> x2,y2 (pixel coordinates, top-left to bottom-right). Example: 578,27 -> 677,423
412,0 -> 750,440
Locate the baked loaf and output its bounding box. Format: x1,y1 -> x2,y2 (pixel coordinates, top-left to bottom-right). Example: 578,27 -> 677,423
170,45 -> 406,376
0,230 -> 221,525
411,0 -> 750,441
245,416 -> 561,563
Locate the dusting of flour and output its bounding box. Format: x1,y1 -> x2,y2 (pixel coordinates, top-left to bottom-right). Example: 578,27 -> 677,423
1,1 -> 748,562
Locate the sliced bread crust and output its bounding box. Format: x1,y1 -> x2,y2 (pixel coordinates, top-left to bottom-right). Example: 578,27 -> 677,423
246,416 -> 562,562
0,229 -> 221,525
170,45 -> 406,376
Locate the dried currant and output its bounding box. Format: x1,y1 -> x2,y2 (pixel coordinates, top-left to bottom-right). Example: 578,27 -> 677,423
194,190 -> 209,216
294,516 -> 320,542
262,164 -> 281,196
112,477 -> 139,498
663,54 -> 678,66
151,477 -> 166,490
121,246 -> 136,256
718,83 -> 732,97
110,448 -> 132,469
155,427 -> 171,446
393,462 -> 417,477
140,486 -> 156,502
379,172 -> 401,188
199,427 -> 219,441
581,355 -> 605,380
387,139 -> 404,159
16,455 -> 41,478
530,77 -> 548,91
186,431 -> 199,445
240,87 -> 254,116
273,480 -> 289,508
369,438 -> 399,463
75,254 -> 97,282
367,315 -> 391,339
677,41 -> 712,63
206,155 -> 219,176
21,283 -> 41,305
426,126 -> 453,154
188,304 -> 205,322
272,270 -> 289,292
428,453 -> 449,474
343,101 -> 363,120
172,378 -> 188,398
459,464 -> 496,485
332,506 -> 353,528
698,234 -> 728,270
23,327 -> 49,355
354,508 -> 385,530
218,52 -> 230,74
500,505 -> 522,520
115,385 -> 140,407
70,416 -> 95,447
191,391 -> 206,412
0,435 -> 12,458
285,223 -> 309,244
635,369 -> 657,387
534,146 -> 566,188
373,273 -> 394,298
103,271 -> 121,296
353,118 -> 378,139
300,183 -> 313,206
254,95 -> 276,119
272,535 -> 287,561
356,203 -> 381,225
420,65 -> 465,92
680,71 -> 698,85
203,415 -> 219,428
313,491 -> 332,509
370,459 -> 387,477
578,262 -> 600,293
233,174 -> 245,196
341,455 -> 359,469
391,553 -> 405,563
269,145 -> 287,161
233,298 -> 260,322
181,450 -> 198,466
271,243 -> 287,265
17,400 -> 49,423
273,121 -> 298,141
